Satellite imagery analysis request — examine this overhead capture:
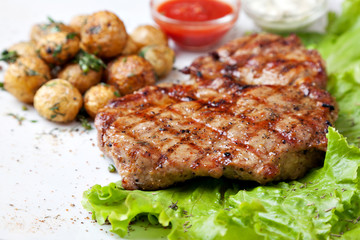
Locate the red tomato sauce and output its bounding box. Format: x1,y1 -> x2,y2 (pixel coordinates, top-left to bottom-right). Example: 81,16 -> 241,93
153,0 -> 238,50
158,0 -> 233,22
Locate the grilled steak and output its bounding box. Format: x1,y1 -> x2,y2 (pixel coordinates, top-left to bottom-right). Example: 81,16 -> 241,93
184,33 -> 327,88
95,78 -> 337,190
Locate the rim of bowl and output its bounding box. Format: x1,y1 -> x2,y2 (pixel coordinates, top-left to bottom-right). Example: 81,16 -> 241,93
150,0 -> 241,26
242,0 -> 327,23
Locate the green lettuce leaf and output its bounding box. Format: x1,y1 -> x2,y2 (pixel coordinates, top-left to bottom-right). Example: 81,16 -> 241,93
82,128 -> 360,239
297,0 -> 360,74
326,0 -> 360,35
327,66 -> 360,147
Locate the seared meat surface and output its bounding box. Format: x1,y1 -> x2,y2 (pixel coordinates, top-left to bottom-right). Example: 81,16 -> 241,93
95,78 -> 337,190
185,33 -> 327,88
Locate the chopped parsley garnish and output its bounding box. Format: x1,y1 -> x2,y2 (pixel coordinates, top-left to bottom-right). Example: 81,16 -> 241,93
66,32 -> 77,40
138,48 -> 148,58
52,45 -> 62,57
47,16 -> 57,24
0,82 -> 4,90
22,105 -> 28,111
25,69 -> 39,76
41,16 -> 63,33
77,114 -> 93,131
50,25 -> 61,33
7,113 -> 25,125
45,81 -> 57,87
108,164 -> 116,173
0,50 -> 19,63
75,50 -> 106,73
114,91 -> 121,97
49,102 -> 65,119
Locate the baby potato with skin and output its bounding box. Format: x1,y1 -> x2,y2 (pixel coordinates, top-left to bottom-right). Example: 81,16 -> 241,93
130,25 -> 168,48
106,55 -> 156,95
84,83 -> 120,118
34,79 -> 83,123
58,63 -> 102,94
80,10 -> 127,58
8,41 -> 38,58
37,31 -> 80,65
121,35 -> 140,55
139,45 -> 175,78
4,56 -> 50,104
30,22 -> 74,44
69,14 -> 89,34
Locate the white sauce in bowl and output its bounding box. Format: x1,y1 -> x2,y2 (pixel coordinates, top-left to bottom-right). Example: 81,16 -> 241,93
243,0 -> 327,31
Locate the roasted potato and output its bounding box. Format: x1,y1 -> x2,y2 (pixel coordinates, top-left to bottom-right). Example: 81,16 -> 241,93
34,79 -> 82,123
36,31 -> 80,65
4,56 -> 50,104
58,63 -> 102,94
139,45 -> 175,78
106,55 -> 156,95
84,83 -> 120,118
121,35 -> 140,55
7,41 -> 38,58
80,11 -> 127,58
30,20 -> 74,43
69,14 -> 89,34
130,25 -> 168,48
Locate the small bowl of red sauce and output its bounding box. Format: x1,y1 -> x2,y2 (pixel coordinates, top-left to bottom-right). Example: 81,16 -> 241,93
151,0 -> 241,51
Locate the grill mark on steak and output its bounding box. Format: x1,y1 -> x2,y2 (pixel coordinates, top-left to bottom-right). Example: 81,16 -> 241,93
186,33 -> 327,89
96,81 -> 337,190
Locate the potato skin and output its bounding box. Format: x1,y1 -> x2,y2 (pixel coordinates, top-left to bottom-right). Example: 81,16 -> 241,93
30,23 -> 74,43
80,11 -> 127,58
106,55 -> 156,95
84,83 -> 119,118
34,79 -> 82,123
8,41 -> 38,58
69,14 -> 89,34
130,25 -> 168,48
4,56 -> 50,104
121,35 -> 140,55
58,63 -> 102,94
140,45 -> 175,78
36,31 -> 80,65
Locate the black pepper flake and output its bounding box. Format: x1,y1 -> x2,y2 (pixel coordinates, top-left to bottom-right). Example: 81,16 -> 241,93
107,143 -> 113,147
180,129 -> 190,133
209,51 -> 220,60
196,71 -> 203,78
224,152 -> 231,157
46,48 -> 53,54
322,103 -> 335,111
179,66 -> 190,74
168,201 -> 178,210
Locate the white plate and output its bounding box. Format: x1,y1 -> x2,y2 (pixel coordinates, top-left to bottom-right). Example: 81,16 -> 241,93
0,0 -> 341,239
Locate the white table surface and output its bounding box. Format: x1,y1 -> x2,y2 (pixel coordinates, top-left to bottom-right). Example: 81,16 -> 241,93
0,1 -> 342,239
